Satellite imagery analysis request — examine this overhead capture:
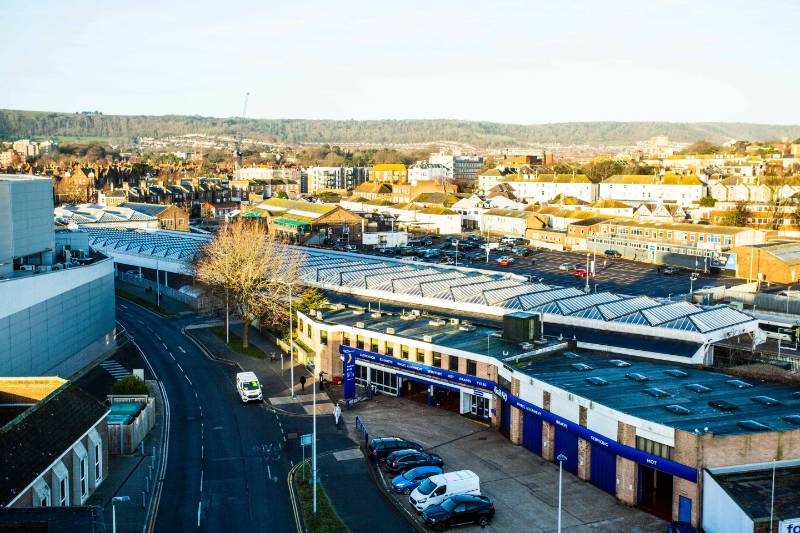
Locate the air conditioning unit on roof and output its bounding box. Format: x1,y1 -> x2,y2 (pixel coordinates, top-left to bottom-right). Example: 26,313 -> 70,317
423,335 -> 432,342
449,318 -> 460,326
356,321 -> 365,328
386,327 -> 395,334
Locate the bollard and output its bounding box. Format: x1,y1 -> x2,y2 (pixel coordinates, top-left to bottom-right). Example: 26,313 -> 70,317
149,465 -> 153,480
145,475 -> 149,492
142,491 -> 146,509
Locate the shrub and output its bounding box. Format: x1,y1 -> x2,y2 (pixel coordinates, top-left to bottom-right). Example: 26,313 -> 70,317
112,375 -> 149,395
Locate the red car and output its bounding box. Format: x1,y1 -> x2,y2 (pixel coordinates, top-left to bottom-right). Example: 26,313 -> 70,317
574,269 -> 591,278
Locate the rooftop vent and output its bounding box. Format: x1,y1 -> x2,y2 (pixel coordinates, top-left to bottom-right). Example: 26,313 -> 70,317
423,335 -> 433,343
626,373 -> 650,382
664,405 -> 692,415
782,415 -> 800,426
400,314 -> 417,321
458,323 -> 476,332
386,327 -> 395,335
351,309 -> 364,316
737,420 -> 770,432
609,359 -> 631,368
726,379 -> 753,389
571,363 -> 593,371
371,312 -> 383,319
752,396 -> 781,407
563,351 -> 580,359
331,304 -> 345,311
585,377 -> 608,386
664,369 -> 689,378
449,318 -> 461,326
685,383 -> 711,394
428,319 -> 446,327
519,342 -> 535,350
355,321 -> 365,328
410,309 -> 421,317
643,388 -> 671,398
709,399 -> 739,412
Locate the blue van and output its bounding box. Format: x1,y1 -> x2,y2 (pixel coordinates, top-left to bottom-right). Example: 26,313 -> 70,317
391,466 -> 444,495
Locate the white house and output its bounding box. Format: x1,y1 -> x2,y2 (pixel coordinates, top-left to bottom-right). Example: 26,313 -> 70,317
479,209 -> 533,237
408,163 -> 448,186
599,174 -> 706,206
500,173 -> 598,204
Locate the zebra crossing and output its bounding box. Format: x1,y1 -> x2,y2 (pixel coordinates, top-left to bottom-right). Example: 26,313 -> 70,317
100,359 -> 131,380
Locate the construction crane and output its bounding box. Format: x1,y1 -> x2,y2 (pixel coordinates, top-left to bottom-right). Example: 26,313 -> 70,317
233,91 -> 250,171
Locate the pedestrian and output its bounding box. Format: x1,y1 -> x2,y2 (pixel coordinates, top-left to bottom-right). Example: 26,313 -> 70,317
333,402 -> 342,428
299,374 -> 306,391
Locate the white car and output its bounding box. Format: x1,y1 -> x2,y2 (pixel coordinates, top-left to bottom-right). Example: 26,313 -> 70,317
236,371 -> 263,403
559,263 -> 577,271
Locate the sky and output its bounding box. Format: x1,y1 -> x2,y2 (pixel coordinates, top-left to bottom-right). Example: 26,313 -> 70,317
2,0 -> 799,124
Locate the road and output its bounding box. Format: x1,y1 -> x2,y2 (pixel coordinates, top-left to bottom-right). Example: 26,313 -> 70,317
116,299 -> 295,533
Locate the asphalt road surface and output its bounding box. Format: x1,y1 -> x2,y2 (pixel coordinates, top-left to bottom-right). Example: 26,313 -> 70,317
116,300 -> 295,533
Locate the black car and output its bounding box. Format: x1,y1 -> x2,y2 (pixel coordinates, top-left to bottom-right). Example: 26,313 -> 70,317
604,249 -> 622,258
366,437 -> 423,463
422,494 -> 495,530
384,450 -> 443,473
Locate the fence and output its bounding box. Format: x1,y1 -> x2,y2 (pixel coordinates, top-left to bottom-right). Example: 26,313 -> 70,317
705,285 -> 800,316
107,394 -> 156,455
117,270 -> 211,311
355,416 -> 369,448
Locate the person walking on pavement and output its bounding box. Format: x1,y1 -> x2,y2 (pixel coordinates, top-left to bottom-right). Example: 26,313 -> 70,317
299,374 -> 306,391
333,402 -> 342,429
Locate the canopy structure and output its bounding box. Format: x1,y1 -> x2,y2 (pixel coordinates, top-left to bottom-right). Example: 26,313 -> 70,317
272,217 -> 312,230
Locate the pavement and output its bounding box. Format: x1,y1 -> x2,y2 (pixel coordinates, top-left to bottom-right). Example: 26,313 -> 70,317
116,278 -> 194,316
348,394 -> 667,533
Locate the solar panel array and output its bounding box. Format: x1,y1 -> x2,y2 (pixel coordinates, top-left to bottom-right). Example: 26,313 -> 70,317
84,228 -> 756,337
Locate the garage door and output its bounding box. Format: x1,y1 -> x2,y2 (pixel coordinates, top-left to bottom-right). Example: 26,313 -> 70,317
590,444 -> 617,495
522,412 -> 542,455
553,427 -> 578,474
501,400 -> 511,435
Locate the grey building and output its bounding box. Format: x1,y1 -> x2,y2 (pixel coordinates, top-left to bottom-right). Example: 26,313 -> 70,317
0,175 -> 116,377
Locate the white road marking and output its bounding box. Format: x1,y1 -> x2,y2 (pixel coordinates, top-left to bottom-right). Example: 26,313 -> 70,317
197,501 -> 202,527
147,327 -> 154,333
161,342 -> 168,350
168,352 -> 175,361
156,334 -> 162,341
178,346 -> 186,353
137,319 -> 144,324
200,470 -> 204,493
185,375 -> 192,385
177,363 -> 184,373
119,304 -> 128,309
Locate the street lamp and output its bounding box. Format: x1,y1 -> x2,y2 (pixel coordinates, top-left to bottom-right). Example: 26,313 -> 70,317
556,454 -> 567,533
312,369 -> 318,514
689,272 -> 699,297
277,280 -> 296,399
112,495 -> 130,533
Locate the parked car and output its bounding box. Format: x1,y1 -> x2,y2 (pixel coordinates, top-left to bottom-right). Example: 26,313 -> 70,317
391,466 -> 444,494
385,449 -> 444,473
574,269 -> 591,278
367,437 -> 423,463
410,470 -> 480,512
422,494 -> 495,530
511,246 -> 530,256
496,256 -> 515,266
559,263 -> 577,271
662,266 -> 677,275
604,249 -> 622,258
423,250 -> 443,260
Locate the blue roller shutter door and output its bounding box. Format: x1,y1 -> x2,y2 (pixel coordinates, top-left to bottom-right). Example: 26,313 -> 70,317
501,400 -> 511,434
522,412 -> 542,455
553,427 -> 578,474
590,444 -> 617,494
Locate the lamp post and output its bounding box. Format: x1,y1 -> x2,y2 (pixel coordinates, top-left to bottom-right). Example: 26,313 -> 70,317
556,454 -> 567,533
689,272 -> 699,297
277,280 -> 296,398
312,370 -> 318,514
112,495 -> 130,533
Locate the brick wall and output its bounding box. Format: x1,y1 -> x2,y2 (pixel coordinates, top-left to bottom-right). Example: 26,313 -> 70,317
616,422 -> 638,505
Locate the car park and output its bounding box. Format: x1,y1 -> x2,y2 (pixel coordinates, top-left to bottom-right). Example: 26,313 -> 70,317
511,246 -> 530,256
604,249 -> 622,258
574,268 -> 591,278
662,266 -> 677,275
391,466 -> 444,495
423,250 -> 443,260
559,263 -> 577,271
421,494 -> 495,531
384,449 -> 444,473
367,437 -> 424,463
496,256 -> 514,267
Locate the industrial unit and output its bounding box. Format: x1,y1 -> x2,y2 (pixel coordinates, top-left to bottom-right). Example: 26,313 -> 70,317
296,306 -> 800,528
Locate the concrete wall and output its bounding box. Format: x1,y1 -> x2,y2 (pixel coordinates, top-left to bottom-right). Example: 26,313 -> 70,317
0,177 -> 55,276
0,259 -> 116,377
702,470 -> 754,533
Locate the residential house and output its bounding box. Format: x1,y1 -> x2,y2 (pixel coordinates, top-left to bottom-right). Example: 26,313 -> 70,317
352,182 -> 393,201
499,173 -> 598,204
584,199 -> 636,217
477,168 -> 515,194
633,203 -> 687,223
599,174 -> 706,206
54,168 -> 96,204
451,194 -> 487,230
565,216 -> 615,251
200,201 -> 239,220
120,202 -> 190,231
533,207 -> 596,231
479,209 -> 536,238
0,377 -> 108,509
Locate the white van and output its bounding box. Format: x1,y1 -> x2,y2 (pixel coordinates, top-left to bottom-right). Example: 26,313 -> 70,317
409,470 -> 480,512
236,371 -> 263,403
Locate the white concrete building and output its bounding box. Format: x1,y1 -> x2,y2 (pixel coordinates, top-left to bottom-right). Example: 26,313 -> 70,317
408,163 -> 448,186
480,209 -> 532,237
500,174 -> 598,204
599,175 -> 706,206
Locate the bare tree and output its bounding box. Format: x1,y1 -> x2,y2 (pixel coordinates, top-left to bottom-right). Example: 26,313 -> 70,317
193,219 -> 303,348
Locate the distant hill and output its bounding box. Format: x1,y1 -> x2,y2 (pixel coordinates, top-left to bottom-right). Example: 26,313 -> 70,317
2,109 -> 800,147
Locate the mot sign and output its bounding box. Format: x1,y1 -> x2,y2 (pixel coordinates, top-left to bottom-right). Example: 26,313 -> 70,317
780,519 -> 800,533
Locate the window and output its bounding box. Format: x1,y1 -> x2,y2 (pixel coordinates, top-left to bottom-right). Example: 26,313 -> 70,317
432,352 -> 442,368
343,332 -> 351,346
306,323 -> 311,337
401,345 -> 409,359
416,348 -> 425,363
80,458 -> 87,498
449,355 -> 459,371
320,330 -> 328,345
94,443 -> 102,483
636,436 -> 673,460
356,335 -> 365,349
386,341 -> 395,356
60,478 -> 68,506
371,338 -> 379,353
667,231 -> 673,239
466,360 -> 477,376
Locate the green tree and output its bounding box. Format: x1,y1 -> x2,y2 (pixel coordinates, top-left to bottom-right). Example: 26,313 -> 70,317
112,375 -> 149,395
276,190 -> 289,199
720,201 -> 751,227
682,140 -> 721,155
294,287 -> 329,317
698,196 -> 717,207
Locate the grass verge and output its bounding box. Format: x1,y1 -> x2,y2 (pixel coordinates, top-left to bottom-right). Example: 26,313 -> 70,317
296,478 -> 347,533
115,289 -> 175,317
209,326 -> 267,359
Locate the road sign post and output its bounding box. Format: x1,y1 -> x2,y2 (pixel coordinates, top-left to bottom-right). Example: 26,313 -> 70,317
300,433 -> 312,480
